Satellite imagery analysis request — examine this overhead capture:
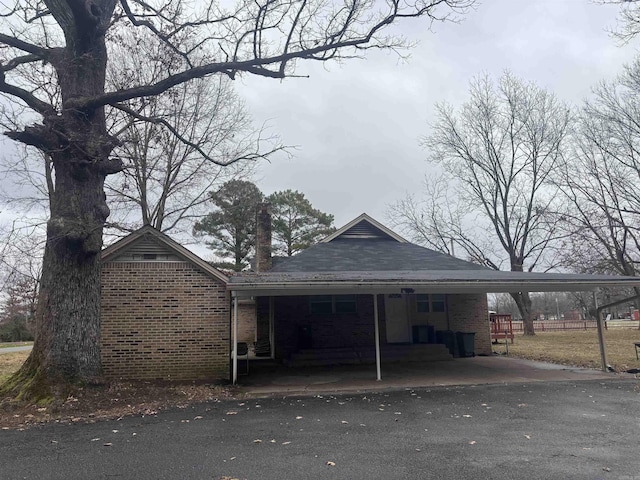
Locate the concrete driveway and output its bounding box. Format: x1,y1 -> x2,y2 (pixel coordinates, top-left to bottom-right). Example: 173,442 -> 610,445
238,356 -> 628,397
0,345 -> 32,354
2,376 -> 639,480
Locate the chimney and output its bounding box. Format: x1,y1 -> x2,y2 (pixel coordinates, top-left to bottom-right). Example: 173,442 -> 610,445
255,202 -> 272,272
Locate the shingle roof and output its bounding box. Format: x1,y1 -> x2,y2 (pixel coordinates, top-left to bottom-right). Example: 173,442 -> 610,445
270,239 -> 489,272
229,215 -> 640,294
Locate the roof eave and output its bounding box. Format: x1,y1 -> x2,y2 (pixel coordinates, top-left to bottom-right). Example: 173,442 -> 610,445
228,278 -> 640,297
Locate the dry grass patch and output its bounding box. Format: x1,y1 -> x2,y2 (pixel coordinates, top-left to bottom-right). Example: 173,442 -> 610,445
0,351 -> 29,384
1,351 -> 234,430
499,329 -> 640,372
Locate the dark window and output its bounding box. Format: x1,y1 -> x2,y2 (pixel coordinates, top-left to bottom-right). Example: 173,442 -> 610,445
335,295 -> 357,314
310,295 -> 333,314
416,294 -> 446,313
416,294 -> 430,313
310,295 -> 357,314
432,294 -> 446,312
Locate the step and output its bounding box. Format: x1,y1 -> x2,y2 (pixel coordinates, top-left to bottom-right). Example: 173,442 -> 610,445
286,344 -> 453,367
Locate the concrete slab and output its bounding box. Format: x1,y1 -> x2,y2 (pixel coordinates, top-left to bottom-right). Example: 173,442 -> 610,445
0,345 -> 32,354
238,355 -> 634,397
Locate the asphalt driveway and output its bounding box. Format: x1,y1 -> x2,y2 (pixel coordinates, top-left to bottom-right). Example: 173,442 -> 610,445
2,377 -> 639,480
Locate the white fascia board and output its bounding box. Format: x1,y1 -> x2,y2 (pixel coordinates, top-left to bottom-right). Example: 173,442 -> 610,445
228,279 -> 640,297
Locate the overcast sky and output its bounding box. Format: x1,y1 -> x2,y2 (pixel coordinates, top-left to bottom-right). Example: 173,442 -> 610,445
237,0 -> 639,230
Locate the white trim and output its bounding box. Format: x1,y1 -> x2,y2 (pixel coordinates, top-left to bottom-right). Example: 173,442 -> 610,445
232,296 -> 238,385
373,293 -> 381,381
320,213 -> 408,243
228,279 -> 640,297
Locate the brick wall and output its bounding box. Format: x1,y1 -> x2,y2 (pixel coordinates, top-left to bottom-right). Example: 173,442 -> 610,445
273,295 -> 376,359
269,293 -> 492,358
447,293 -> 491,355
101,261 -> 230,381
237,299 -> 256,344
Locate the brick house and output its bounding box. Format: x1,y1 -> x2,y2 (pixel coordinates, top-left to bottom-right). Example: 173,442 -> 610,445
100,209 -> 640,383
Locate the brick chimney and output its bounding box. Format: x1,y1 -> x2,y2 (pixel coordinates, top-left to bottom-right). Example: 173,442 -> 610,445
255,202 -> 272,272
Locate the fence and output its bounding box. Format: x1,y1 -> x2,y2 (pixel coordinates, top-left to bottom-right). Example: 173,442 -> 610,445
509,320 -> 640,332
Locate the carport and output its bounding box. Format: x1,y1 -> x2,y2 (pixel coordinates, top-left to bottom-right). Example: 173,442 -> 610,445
229,270 -> 640,384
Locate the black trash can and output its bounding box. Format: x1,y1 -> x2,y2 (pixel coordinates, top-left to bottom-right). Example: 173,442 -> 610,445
455,332 -> 476,357
437,330 -> 457,357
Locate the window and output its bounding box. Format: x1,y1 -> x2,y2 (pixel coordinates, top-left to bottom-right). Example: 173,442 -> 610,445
310,295 -> 357,314
416,294 -> 430,313
432,294 -> 446,312
416,294 -> 446,313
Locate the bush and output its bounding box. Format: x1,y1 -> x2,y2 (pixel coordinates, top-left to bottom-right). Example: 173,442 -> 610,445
0,317 -> 34,342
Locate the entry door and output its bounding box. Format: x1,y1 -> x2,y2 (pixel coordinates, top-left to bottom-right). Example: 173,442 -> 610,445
385,294 -> 411,343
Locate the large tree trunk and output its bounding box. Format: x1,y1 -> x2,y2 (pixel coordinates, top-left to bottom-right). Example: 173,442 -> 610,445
1,5 -> 120,401
511,291 -> 535,336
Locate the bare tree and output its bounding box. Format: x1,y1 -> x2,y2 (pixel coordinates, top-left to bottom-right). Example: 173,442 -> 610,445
390,73 -> 571,335
105,29 -> 281,238
600,1 -> 640,43
557,59 -> 640,320
0,0 -> 476,400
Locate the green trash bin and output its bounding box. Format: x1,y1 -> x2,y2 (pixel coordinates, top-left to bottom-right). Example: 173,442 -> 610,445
456,332 -> 476,357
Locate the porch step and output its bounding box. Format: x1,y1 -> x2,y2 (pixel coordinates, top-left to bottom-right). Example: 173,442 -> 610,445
286,344 -> 453,367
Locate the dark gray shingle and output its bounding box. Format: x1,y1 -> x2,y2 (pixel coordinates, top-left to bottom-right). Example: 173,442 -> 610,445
270,239 -> 489,273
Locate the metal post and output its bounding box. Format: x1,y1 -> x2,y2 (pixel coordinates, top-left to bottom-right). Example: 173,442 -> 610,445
594,291 -> 608,372
373,293 -> 382,381
232,295 -> 238,385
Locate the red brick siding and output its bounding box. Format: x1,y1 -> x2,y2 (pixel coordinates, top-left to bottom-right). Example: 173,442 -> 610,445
100,262 -> 229,380
447,293 -> 491,355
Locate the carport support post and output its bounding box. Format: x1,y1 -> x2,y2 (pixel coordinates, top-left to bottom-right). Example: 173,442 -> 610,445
374,293 -> 382,381
594,291 -> 609,372
232,294 -> 238,385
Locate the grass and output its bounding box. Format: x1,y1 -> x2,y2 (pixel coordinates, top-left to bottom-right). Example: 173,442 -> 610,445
495,329 -> 640,372
0,351 -> 29,384
0,342 -> 33,349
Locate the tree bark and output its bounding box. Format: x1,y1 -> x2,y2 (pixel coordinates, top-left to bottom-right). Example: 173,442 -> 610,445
511,291 -> 535,335
2,3 -> 120,400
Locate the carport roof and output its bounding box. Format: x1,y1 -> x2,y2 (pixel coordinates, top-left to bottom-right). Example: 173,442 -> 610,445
228,269 -> 640,296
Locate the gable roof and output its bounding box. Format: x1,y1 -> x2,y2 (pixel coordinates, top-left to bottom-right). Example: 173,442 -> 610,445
101,225 -> 228,284
271,214 -> 482,273
321,213 -> 407,243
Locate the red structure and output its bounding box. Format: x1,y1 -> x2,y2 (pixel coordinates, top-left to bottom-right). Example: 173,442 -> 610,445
490,313 -> 514,344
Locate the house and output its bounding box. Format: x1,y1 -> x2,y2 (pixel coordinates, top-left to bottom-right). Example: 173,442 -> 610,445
100,206 -> 640,383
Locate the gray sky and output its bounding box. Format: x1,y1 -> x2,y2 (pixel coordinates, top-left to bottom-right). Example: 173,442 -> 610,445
237,0 -> 639,229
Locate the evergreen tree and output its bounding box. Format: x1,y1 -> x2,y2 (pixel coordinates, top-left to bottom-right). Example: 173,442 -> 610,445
194,180 -> 264,271
268,190 -> 335,256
